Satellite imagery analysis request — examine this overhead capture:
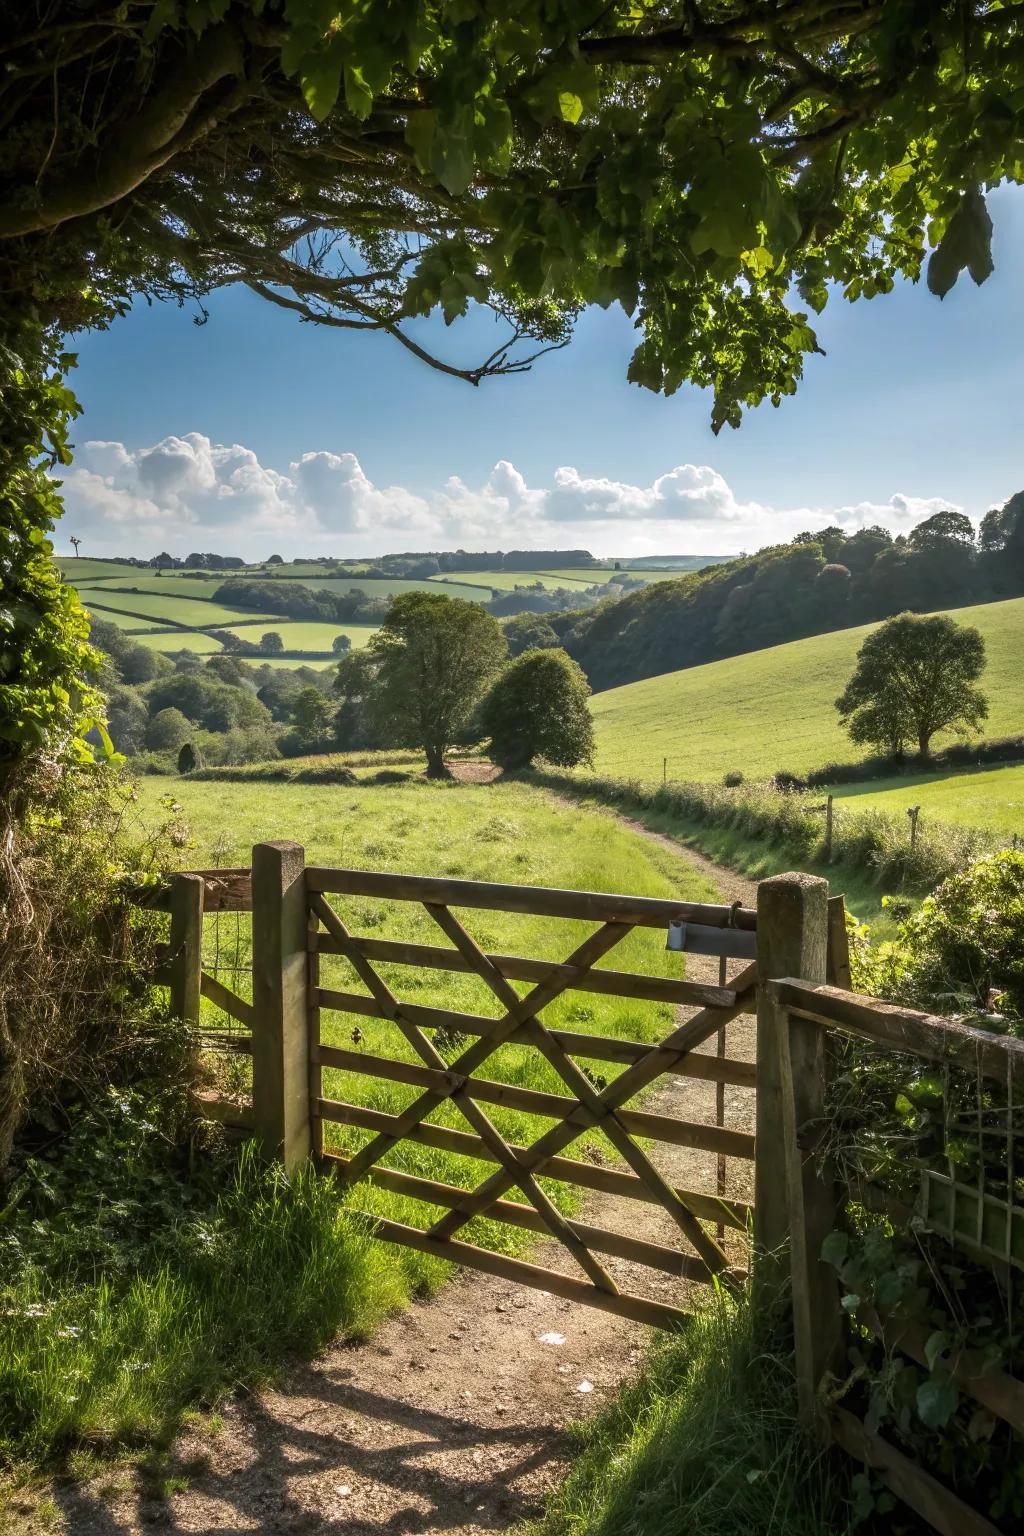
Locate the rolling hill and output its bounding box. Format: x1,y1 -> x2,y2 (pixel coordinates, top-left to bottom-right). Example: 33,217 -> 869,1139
589,597 -> 1024,784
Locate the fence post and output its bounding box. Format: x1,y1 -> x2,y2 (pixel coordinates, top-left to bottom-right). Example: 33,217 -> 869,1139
754,873 -> 829,1288
755,871 -> 841,1431
824,794 -> 834,858
251,841 -> 311,1170
168,873 -> 204,1024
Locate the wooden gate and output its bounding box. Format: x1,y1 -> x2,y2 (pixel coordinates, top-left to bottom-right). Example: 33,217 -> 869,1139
304,860 -> 758,1329
146,846 -> 842,1330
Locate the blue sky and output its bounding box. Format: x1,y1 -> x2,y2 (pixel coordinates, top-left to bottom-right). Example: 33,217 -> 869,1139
59,182 -> 1024,560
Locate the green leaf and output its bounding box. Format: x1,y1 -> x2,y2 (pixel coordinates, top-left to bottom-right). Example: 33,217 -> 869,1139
820,1231 -> 849,1268
558,92 -> 583,125
405,110 -> 437,171
343,63 -> 374,121
742,247 -> 774,280
300,49 -> 343,122
916,1374 -> 958,1429
927,188 -> 994,298
924,1330 -> 949,1371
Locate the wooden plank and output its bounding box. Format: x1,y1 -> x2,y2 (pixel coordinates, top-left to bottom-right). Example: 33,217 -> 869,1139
322,1154 -> 735,1282
197,1028 -> 253,1055
754,871 -> 835,1429
919,1171 -> 1024,1271
864,1309 -> 1024,1436
313,895 -> 626,1294
193,1087 -> 254,1129
136,867 -> 252,913
315,988 -> 756,1083
352,1213 -> 691,1330
316,1055 -> 755,1158
315,933 -> 745,1011
199,970 -> 255,1029
826,895 -> 853,989
251,841 -> 311,1170
830,1408 -> 1004,1536
421,962 -> 760,1243
320,1099 -> 751,1228
306,866 -> 756,931
423,899 -> 733,1279
168,873 -> 204,1025
772,981 -> 1024,1090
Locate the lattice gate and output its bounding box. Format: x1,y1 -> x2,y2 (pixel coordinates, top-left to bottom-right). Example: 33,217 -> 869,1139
305,865 -> 759,1329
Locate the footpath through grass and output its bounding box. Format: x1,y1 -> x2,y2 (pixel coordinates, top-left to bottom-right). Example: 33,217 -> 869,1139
2,777 -> 722,1481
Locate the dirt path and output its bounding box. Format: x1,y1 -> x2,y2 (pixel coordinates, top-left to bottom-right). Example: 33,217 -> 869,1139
49,824 -> 758,1536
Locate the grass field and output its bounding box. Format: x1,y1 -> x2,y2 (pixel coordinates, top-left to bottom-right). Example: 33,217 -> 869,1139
85,574 -> 230,598
590,597 -> 1024,784
833,761 -> 1024,837
79,589 -> 275,627
540,568 -> 664,586
56,557 -> 139,581
133,631 -> 226,654
214,620 -> 376,650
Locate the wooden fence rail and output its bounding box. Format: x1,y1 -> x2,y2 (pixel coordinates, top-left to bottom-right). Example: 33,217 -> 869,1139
767,977 -> 1024,1536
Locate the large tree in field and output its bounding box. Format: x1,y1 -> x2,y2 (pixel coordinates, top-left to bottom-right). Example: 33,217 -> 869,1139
364,593 -> 506,776
5,0 -> 1024,794
482,649 -> 595,771
836,612 -> 988,761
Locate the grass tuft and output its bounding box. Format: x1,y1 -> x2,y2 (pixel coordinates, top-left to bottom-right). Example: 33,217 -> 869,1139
524,1292 -> 851,1536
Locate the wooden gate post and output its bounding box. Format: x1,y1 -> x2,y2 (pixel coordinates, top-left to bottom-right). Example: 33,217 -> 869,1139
753,873 -> 829,1297
251,840 -> 311,1170
168,872 -> 204,1024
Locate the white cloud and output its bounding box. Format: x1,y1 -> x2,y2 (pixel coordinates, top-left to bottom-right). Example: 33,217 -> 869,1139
54,432 -> 970,560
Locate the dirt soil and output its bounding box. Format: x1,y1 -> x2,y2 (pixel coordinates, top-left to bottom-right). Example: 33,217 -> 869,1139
39,821 -> 758,1536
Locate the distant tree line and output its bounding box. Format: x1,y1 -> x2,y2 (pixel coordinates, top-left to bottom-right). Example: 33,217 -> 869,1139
214,580 -> 391,626
563,495 -> 1024,691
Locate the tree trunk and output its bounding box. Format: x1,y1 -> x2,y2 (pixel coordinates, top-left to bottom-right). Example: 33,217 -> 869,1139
424,743 -> 450,778
918,728 -> 931,759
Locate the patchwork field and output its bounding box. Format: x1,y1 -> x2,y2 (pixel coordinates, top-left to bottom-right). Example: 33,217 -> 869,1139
85,573 -> 230,598
78,589 -> 275,627
133,631 -> 225,654
590,597 -> 1024,784
250,574 -> 486,601
215,620 -> 377,649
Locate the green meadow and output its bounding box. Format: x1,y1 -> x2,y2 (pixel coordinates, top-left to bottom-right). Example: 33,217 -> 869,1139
590,597 -> 1024,784
833,761 -> 1024,837
214,620 -> 377,649
134,631 -> 226,654
79,589 -> 275,628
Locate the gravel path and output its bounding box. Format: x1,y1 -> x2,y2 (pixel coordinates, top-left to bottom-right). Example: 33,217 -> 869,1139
40,817 -> 758,1536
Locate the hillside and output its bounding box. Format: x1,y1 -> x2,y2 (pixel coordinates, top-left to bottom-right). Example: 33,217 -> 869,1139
567,508 -> 1024,691
590,597 -> 1024,783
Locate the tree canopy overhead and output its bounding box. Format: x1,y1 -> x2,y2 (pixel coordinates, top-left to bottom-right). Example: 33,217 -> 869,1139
5,0 -> 1024,429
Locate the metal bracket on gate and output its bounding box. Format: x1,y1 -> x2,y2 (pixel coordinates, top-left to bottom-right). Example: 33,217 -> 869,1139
667,912 -> 757,960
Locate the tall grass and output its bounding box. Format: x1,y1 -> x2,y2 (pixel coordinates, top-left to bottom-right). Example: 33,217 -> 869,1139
0,1142 -> 435,1472
524,1292 -> 851,1536
538,771 -> 995,899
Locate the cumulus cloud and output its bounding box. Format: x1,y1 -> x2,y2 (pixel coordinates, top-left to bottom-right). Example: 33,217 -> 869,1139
55,430 -> 968,559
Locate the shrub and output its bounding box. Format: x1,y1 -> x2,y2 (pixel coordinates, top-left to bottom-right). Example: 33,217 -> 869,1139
145,706 -> 192,753
481,648 -> 594,770
177,742 -> 201,774
722,769 -> 744,788
865,849 -> 1024,1023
